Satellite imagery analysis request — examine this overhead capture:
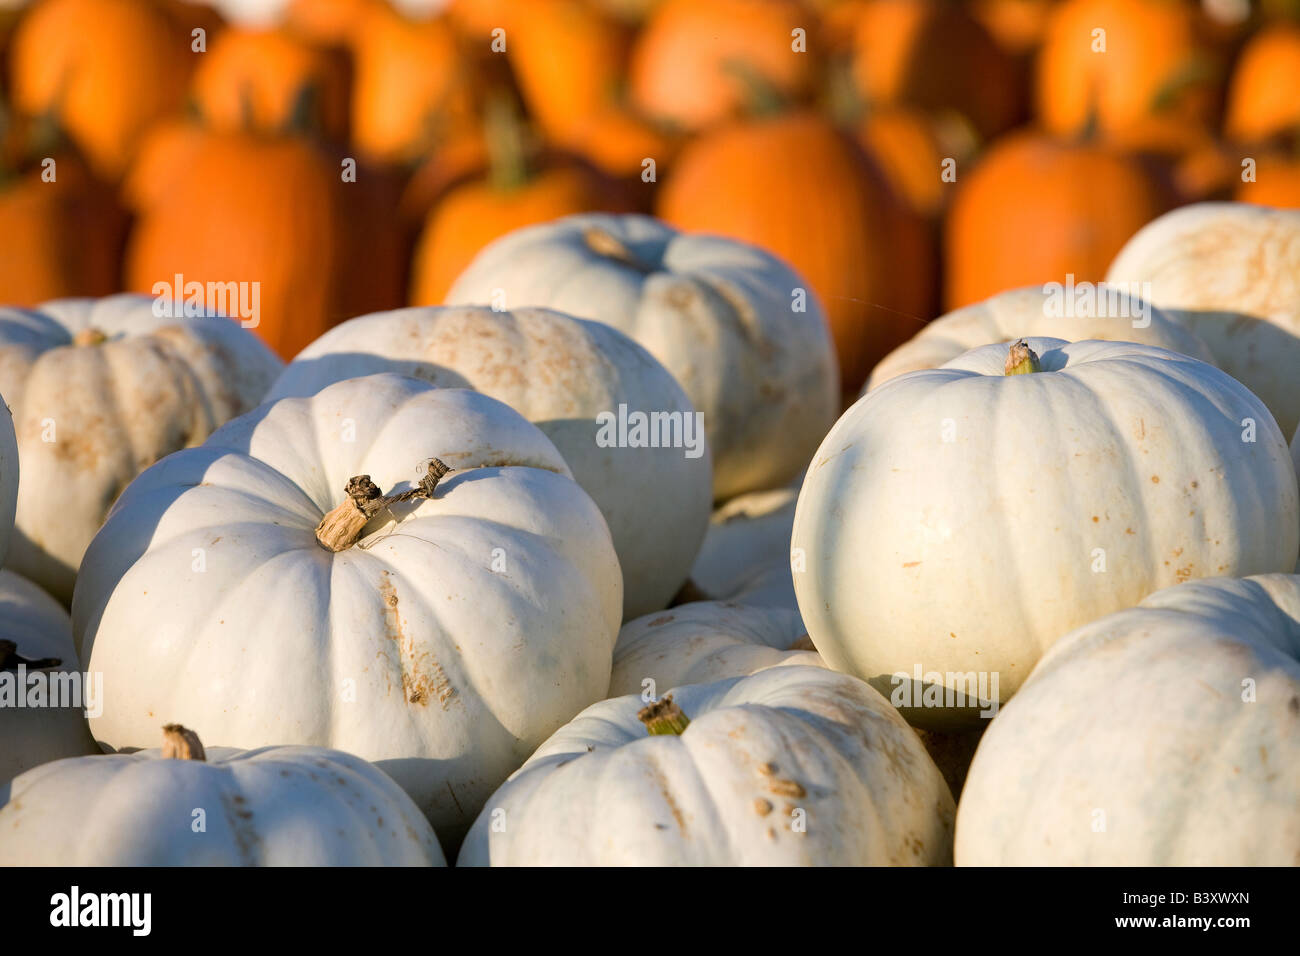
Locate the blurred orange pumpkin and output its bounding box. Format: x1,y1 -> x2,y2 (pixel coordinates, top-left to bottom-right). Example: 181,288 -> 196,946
1235,151 -> 1300,207
970,0 -> 1057,55
1224,23 -> 1300,144
852,0 -> 1024,139
657,111 -> 934,394
284,0 -> 382,46
629,0 -> 816,131
191,27 -> 351,142
9,0 -> 216,180
944,130 -> 1175,310
125,126 -> 405,359
858,106 -> 972,219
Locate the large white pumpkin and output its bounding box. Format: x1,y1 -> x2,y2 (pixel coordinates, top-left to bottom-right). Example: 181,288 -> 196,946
609,600 -> 817,698
72,374 -> 623,837
267,305 -> 711,620
1106,202 -> 1300,436
793,338 -> 1300,727
444,213 -> 840,501
0,569 -> 98,785
0,390 -> 14,568
458,666 -> 955,865
864,284 -> 1215,392
0,724 -> 446,865
687,485 -> 800,613
956,574 -> 1300,865
0,295 -> 282,603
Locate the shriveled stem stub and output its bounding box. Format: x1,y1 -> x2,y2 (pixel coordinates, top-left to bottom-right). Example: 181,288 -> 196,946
1004,338 -> 1042,376
639,694 -> 691,736
583,228 -> 655,274
162,724 -> 206,761
315,458 -> 452,552
72,327 -> 108,347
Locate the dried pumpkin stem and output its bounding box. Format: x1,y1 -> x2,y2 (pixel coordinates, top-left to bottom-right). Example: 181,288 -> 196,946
72,328 -> 108,347
638,694 -> 691,736
0,639 -> 61,672
315,458 -> 452,552
162,724 -> 206,761
1004,338 -> 1042,376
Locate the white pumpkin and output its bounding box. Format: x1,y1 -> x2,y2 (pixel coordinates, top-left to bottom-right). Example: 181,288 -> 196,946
793,338 -> 1300,727
956,574 -> 1300,865
0,569 -> 98,785
0,724 -> 446,865
0,295 -> 282,603
267,305 -> 711,620
444,213 -> 840,501
1106,202 -> 1300,436
609,600 -> 817,698
72,374 -> 623,837
687,485 -> 800,613
458,666 -> 955,865
0,390 -> 15,567
864,284 -> 1215,392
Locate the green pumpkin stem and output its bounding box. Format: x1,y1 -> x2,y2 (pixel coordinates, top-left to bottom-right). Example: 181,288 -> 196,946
638,694 -> 691,736
1004,339 -> 1042,376
315,458 -> 452,551
162,724 -> 206,761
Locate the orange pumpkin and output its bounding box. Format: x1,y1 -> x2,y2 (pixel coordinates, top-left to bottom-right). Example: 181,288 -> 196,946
1036,0 -> 1219,143
944,131 -> 1175,310
284,0 -> 382,46
125,127 -> 405,359
970,0 -> 1057,55
350,5 -> 478,163
858,106 -> 972,219
1224,24 -> 1300,144
629,0 -> 816,131
553,105 -> 679,185
9,0 -> 213,180
1235,152 -> 1300,208
851,0 -> 1024,139
191,27 -> 351,142
657,111 -> 934,394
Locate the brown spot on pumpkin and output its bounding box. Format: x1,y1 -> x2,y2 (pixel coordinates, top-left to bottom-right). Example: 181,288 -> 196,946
754,798 -> 773,816
758,762 -> 778,776
769,778 -> 806,799
647,615 -> 674,627
1091,516 -> 1099,523
902,561 -> 921,568
1125,527 -> 1135,535
1151,476 -> 1159,483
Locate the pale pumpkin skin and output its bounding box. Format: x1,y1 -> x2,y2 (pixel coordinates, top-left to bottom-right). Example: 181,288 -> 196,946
458,666 -> 955,866
687,486 -> 800,613
864,285 -> 1216,392
0,740 -> 447,865
793,338 -> 1300,728
445,213 -> 840,501
0,295 -> 283,603
1106,203 -> 1300,437
956,574 -> 1300,866
267,306 -> 711,620
0,569 -> 98,786
0,393 -> 14,567
72,375 -> 624,837
609,600 -> 818,698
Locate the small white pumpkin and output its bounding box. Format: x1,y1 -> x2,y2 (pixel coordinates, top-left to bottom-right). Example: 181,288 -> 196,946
793,338 -> 1300,727
0,295 -> 282,602
0,568 -> 98,785
609,600 -> 817,698
1106,202 -> 1300,436
73,374 -> 623,837
444,213 -> 840,501
267,305 -> 711,620
0,724 -> 446,865
686,485 -> 800,613
956,574 -> 1300,866
458,666 -> 955,866
0,391 -> 15,567
864,284 -> 1215,392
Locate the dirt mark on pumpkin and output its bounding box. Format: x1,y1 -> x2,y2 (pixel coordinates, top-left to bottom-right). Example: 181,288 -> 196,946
379,571 -> 458,710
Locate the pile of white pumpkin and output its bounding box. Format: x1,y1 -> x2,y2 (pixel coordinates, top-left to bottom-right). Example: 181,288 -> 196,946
1,203 -> 1297,866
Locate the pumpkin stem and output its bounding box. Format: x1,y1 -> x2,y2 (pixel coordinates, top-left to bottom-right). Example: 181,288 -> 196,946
315,458 -> 452,551
162,724 -> 206,761
638,694 -> 691,736
1004,339 -> 1042,376
483,92 -> 530,192
0,639 -> 62,672
72,328 -> 108,347
583,227 -> 655,273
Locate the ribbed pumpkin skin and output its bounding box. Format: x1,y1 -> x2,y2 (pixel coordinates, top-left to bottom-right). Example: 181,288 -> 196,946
956,574 -> 1300,866
125,131 -> 404,360
1035,0 -> 1217,141
8,0 -> 202,180
629,0 -> 814,132
658,112 -> 932,395
191,27 -> 351,141
1225,23 -> 1300,143
0,569 -> 98,786
944,132 -> 1173,310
